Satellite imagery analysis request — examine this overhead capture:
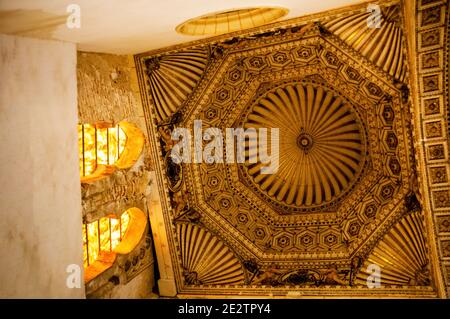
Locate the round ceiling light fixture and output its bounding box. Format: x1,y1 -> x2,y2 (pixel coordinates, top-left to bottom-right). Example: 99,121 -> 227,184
175,7 -> 289,36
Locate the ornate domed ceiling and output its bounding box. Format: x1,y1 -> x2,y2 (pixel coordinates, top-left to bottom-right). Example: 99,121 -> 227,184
135,0 -> 450,298
243,82 -> 366,210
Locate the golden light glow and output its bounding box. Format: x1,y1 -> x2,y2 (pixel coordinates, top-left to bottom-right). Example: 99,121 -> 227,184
82,208 -> 147,282
176,7 -> 289,36
78,123 -> 127,179
78,121 -> 144,183
83,211 -> 130,268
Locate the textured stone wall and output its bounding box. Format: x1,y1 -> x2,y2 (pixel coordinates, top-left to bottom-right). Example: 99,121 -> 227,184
77,51 -> 155,298
78,52 -> 140,123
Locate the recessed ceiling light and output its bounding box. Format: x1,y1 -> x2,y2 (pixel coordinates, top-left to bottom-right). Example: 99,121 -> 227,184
176,7 -> 289,36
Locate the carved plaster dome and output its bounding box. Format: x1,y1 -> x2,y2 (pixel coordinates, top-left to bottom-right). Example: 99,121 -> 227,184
243,82 -> 366,209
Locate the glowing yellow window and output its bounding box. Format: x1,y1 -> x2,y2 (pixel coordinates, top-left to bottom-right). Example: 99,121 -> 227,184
83,208 -> 147,282
78,121 -> 144,182
83,212 -> 130,268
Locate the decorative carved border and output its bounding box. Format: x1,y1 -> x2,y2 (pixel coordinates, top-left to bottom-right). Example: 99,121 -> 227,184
411,0 -> 450,298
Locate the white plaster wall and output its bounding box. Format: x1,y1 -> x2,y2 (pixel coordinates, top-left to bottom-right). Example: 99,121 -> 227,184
0,34 -> 85,298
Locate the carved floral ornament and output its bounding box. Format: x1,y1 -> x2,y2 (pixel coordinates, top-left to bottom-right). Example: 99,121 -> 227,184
135,1 -> 446,297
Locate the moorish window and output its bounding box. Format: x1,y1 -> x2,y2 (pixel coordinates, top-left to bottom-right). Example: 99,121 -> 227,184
83,208 -> 147,282
78,121 -> 144,182
83,211 -> 130,268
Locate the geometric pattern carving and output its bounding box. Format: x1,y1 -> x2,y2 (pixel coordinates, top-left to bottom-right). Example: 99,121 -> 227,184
423,97 -> 441,115
427,144 -> 445,160
436,216 -> 450,233
421,51 -> 440,69
442,240 -> 450,257
433,190 -> 450,209
420,5 -> 445,27
422,74 -> 441,92
429,166 -> 448,184
135,1 -> 443,297
414,0 -> 449,297
419,28 -> 443,49
425,121 -> 443,138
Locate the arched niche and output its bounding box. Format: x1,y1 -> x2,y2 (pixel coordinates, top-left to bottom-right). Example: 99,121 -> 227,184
83,207 -> 147,282
78,121 -> 144,183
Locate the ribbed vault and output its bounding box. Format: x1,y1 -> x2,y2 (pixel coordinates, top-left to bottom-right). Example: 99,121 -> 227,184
243,82 -> 365,208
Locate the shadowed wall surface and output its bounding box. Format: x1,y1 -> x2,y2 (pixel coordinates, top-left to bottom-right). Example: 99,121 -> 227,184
0,34 -> 84,298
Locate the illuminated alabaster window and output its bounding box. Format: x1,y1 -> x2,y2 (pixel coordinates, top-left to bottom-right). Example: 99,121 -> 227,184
78,123 -> 126,178
83,212 -> 130,268
78,121 -> 144,182
83,208 -> 147,282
